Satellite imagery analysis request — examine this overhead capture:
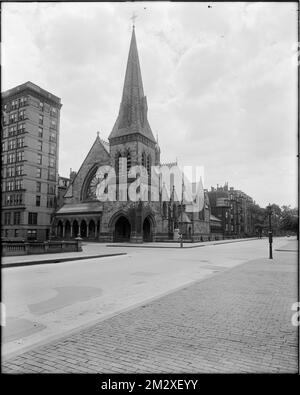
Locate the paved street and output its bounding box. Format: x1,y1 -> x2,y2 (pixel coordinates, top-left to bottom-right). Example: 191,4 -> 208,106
2,237 -> 298,373
2,237 -> 277,356
1,244 -> 128,267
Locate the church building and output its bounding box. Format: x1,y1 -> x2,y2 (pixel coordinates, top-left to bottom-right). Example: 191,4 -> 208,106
53,27 -> 213,243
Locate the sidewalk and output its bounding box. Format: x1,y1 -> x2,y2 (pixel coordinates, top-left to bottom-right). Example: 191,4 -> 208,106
2,253 -> 127,268
107,236 -> 259,249
275,239 -> 298,252
1,246 -> 127,268
2,243 -> 297,373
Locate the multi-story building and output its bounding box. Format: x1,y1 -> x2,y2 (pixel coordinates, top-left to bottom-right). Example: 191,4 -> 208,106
208,183 -> 256,237
229,188 -> 255,236
1,81 -> 62,241
207,184 -> 231,236
57,175 -> 70,210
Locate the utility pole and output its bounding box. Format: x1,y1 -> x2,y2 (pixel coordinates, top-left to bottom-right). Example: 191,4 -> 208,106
180,173 -> 184,248
267,203 -> 273,259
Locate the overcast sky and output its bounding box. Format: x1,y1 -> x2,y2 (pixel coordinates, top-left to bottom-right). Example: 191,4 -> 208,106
2,2 -> 298,208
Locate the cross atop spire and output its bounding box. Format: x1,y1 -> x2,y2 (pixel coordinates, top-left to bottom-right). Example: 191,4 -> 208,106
130,12 -> 138,28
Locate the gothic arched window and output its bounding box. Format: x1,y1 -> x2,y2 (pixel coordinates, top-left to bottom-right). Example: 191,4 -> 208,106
127,151 -> 131,173
173,203 -> 177,219
115,152 -> 122,174
163,201 -> 167,218
84,168 -> 101,200
142,152 -> 146,168
199,209 -> 204,220
103,172 -> 108,194
204,203 -> 210,221
146,154 -> 151,177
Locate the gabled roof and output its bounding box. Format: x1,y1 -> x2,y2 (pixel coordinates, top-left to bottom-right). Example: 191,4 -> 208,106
210,214 -> 222,222
63,134 -> 110,198
179,212 -> 191,223
108,27 -> 156,143
99,137 -> 110,153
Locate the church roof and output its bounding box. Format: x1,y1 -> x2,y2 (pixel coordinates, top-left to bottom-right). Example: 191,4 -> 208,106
56,202 -> 104,215
179,212 -> 192,223
210,214 -> 222,222
99,137 -> 110,153
108,27 -> 156,143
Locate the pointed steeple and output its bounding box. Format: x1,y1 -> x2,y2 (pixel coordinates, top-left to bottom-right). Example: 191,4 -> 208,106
109,27 -> 156,143
121,26 -> 144,106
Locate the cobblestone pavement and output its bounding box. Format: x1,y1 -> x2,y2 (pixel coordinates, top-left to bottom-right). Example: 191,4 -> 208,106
2,248 -> 298,374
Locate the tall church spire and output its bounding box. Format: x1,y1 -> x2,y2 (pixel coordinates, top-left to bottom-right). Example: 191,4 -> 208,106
121,26 -> 144,108
108,27 -> 156,143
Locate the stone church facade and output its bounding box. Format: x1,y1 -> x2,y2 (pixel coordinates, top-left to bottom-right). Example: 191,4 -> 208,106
53,27 -> 214,243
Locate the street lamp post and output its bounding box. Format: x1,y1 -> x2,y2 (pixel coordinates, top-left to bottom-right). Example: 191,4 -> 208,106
180,173 -> 184,248
180,203 -> 183,248
267,203 -> 273,260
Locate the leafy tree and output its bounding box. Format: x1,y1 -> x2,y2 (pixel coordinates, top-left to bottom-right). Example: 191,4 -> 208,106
261,203 -> 284,236
280,206 -> 299,239
270,204 -> 282,235
249,203 -> 266,236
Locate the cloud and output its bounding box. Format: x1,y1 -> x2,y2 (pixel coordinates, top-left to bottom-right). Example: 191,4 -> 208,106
2,2 -> 298,208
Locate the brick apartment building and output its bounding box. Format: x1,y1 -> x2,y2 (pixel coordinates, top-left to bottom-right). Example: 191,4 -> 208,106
207,183 -> 256,238
1,81 -> 62,241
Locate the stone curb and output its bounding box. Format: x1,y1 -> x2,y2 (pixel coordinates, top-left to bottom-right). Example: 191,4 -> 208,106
107,237 -> 259,249
2,253 -> 127,268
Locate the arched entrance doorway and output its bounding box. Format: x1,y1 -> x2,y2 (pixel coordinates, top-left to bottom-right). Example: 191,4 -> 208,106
80,220 -> 87,238
72,220 -> 79,238
114,216 -> 131,242
89,220 -> 96,239
65,220 -> 71,239
57,221 -> 63,238
143,217 -> 152,242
